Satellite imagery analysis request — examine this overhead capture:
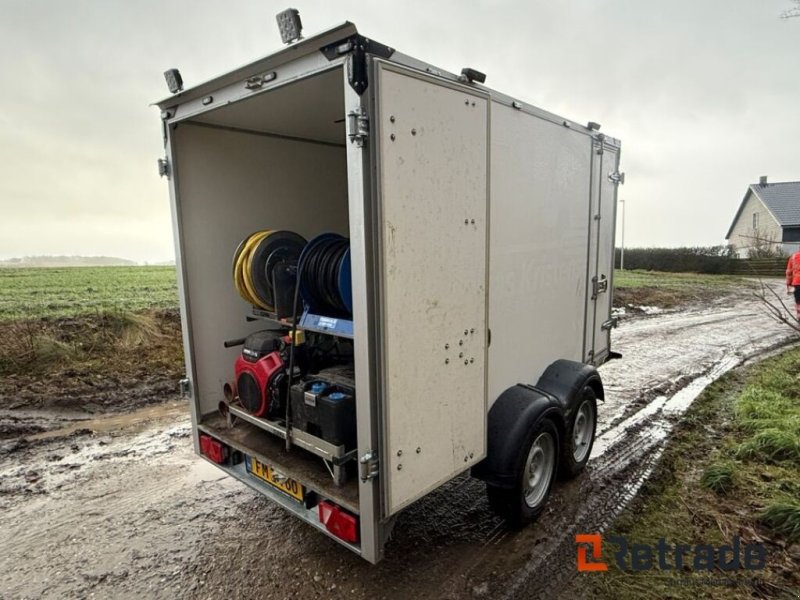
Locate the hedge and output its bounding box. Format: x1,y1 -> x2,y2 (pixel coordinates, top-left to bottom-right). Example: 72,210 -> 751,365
615,247 -> 786,277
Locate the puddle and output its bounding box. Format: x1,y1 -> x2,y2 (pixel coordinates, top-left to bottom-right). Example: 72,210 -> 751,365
27,399 -> 187,441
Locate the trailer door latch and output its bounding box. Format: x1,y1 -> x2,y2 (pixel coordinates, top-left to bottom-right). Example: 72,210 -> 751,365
592,274 -> 609,299
601,316 -> 619,331
359,452 -> 379,482
608,170 -> 625,185
347,108 -> 369,148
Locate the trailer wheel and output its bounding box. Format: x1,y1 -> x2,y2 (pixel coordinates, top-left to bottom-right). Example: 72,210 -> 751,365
558,386 -> 597,479
486,418 -> 559,527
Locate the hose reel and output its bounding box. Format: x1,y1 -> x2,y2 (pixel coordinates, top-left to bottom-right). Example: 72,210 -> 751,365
232,230 -> 307,313
298,233 -> 353,317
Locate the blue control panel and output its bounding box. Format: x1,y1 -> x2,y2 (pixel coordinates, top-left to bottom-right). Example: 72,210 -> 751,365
299,311 -> 354,338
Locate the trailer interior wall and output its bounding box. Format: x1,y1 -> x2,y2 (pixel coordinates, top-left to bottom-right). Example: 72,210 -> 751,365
487,102 -> 593,403
170,68 -> 349,417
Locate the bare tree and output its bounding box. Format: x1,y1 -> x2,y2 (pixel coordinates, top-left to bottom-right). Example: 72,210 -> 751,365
737,230 -> 785,259
782,0 -> 800,18
754,279 -> 800,334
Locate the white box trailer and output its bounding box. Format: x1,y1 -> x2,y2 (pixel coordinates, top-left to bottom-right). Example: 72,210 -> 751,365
156,17 -> 622,563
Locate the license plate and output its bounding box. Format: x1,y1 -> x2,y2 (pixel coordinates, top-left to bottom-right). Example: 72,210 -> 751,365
247,456 -> 304,502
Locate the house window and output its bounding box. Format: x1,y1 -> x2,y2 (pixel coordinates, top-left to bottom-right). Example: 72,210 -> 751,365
753,212 -> 759,229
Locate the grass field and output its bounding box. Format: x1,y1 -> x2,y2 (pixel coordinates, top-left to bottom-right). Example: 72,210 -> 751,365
0,266 -> 178,321
0,266 -> 184,402
0,266 -> 748,322
614,269 -> 745,309
614,270 -> 744,289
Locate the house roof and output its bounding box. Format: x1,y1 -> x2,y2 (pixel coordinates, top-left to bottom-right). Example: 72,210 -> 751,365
725,181 -> 800,239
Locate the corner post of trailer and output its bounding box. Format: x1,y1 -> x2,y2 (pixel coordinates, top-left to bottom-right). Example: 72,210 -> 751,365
343,61 -> 385,563
163,113 -> 202,456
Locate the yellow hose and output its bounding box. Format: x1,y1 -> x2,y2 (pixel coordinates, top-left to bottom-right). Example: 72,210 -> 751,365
233,233 -> 253,304
233,230 -> 274,310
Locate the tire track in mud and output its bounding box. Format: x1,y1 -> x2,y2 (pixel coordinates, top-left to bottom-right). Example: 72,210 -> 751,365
461,290 -> 797,599
177,288 -> 794,600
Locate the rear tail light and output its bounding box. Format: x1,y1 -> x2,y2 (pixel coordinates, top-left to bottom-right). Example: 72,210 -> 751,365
199,434 -> 229,464
318,500 -> 359,543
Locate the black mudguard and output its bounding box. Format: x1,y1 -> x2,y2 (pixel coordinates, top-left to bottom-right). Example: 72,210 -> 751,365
472,384 -> 564,489
472,360 -> 604,488
535,359 -> 604,422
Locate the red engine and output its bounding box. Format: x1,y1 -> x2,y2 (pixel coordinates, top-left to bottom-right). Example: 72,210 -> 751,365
234,331 -> 286,418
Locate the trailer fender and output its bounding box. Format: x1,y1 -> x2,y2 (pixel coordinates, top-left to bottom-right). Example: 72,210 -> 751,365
535,359 -> 604,419
472,384 -> 564,489
535,359 -> 604,478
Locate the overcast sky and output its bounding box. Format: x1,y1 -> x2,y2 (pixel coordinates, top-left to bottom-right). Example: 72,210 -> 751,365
0,0 -> 798,263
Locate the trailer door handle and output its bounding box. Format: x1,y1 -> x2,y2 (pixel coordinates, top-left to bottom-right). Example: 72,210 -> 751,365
592,275 -> 608,299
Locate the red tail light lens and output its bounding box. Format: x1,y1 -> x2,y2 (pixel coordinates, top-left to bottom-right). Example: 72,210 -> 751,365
318,500 -> 359,543
199,434 -> 228,464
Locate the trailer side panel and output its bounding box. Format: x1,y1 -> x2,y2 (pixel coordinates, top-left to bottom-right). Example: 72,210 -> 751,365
487,102 -> 594,404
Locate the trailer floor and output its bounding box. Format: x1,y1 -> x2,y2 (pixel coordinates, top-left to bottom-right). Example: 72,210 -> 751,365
0,282 -> 794,600
199,413 -> 360,513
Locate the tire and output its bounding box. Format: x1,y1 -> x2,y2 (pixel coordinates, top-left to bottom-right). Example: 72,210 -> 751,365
558,386 -> 597,479
486,418 -> 559,527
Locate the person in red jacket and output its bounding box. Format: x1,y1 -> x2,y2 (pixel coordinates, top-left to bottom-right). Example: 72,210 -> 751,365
787,250 -> 800,319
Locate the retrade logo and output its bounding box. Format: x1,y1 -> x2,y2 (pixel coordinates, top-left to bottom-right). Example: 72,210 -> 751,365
575,534 -> 766,572
576,534 -> 608,571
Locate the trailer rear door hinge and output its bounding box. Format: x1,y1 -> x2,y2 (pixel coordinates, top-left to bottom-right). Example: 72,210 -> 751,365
179,378 -> 191,398
347,109 -> 369,147
601,316 -> 619,331
608,171 -> 625,185
157,158 -> 170,178
359,452 -> 379,482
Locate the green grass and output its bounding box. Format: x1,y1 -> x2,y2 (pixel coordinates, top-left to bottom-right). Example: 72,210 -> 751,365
760,501 -> 800,543
0,266 -> 178,321
732,362 -> 800,464
735,429 -> 800,463
701,462 -> 736,495
614,269 -> 744,289
613,269 -> 746,309
589,347 -> 800,599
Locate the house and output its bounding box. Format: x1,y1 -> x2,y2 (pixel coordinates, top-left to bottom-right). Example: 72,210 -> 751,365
725,177 -> 800,258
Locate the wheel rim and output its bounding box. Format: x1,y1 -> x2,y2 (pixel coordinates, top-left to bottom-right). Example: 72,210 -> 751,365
523,432 -> 556,508
572,399 -> 595,463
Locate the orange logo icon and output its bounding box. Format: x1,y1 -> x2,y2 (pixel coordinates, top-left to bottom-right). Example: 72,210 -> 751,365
576,533 -> 608,572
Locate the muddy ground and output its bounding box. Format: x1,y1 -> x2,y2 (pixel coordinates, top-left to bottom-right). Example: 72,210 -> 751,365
0,285 -> 796,599
0,309 -> 183,441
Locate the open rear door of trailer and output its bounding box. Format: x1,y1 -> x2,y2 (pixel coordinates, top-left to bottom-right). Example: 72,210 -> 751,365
370,60 -> 490,516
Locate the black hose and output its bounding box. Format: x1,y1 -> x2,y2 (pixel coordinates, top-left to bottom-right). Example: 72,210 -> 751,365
300,236 -> 350,315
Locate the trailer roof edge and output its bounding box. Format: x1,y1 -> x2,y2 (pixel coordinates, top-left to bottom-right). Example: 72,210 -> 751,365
154,22 -> 358,109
